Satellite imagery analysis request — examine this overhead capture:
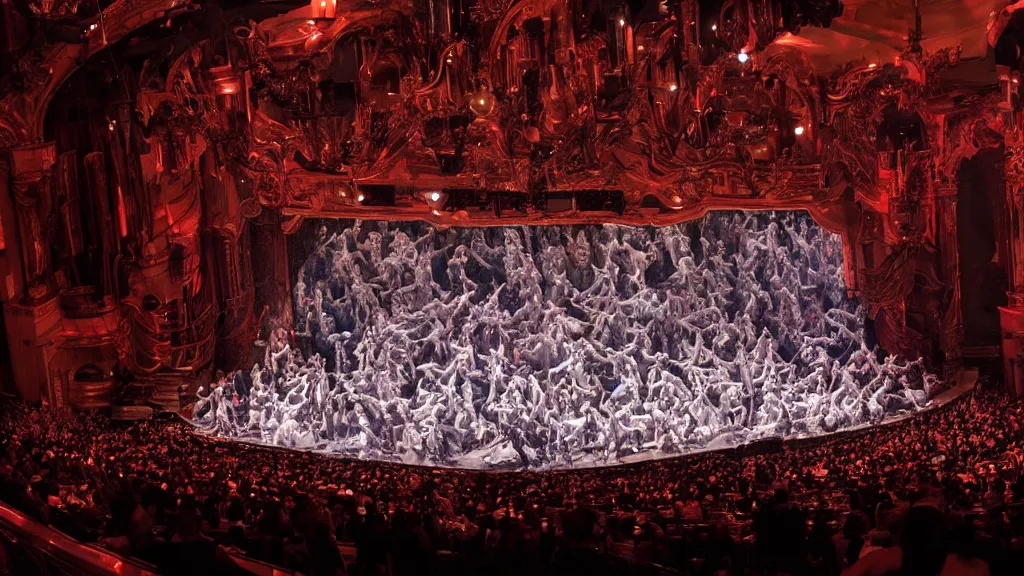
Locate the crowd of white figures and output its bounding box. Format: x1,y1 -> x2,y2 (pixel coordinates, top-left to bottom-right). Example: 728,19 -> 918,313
193,212 -> 940,469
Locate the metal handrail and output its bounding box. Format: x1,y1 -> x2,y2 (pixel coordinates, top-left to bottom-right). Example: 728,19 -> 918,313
0,502 -> 157,576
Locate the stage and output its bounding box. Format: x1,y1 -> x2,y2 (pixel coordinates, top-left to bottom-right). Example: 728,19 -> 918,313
190,212 -> 944,471
186,368 -> 977,473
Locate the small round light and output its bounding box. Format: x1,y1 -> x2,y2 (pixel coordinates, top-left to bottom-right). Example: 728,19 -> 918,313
357,194 -> 365,203
469,89 -> 495,116
868,63 -> 877,69
711,24 -> 718,32
737,52 -> 749,63
618,19 -> 625,26
637,45 -> 644,51
89,24 -> 97,31
794,126 -> 805,136
669,84 -> 678,92
429,192 -> 441,202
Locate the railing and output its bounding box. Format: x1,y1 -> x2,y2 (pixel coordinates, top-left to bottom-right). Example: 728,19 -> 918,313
0,501 -> 299,576
0,502 -> 157,576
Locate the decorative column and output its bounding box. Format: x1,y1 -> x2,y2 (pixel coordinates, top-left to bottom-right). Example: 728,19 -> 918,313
862,149 -> 932,363
250,209 -> 293,336
2,142 -> 64,404
0,159 -> 21,301
205,65 -> 257,369
9,143 -> 56,303
935,184 -> 963,380
999,139 -> 1024,396
203,156 -> 256,370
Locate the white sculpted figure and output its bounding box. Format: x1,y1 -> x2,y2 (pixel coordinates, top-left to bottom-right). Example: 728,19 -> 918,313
195,213 -> 940,469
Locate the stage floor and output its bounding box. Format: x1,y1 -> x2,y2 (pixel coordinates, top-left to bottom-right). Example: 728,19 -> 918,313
611,367 -> 979,467
187,369 -> 978,472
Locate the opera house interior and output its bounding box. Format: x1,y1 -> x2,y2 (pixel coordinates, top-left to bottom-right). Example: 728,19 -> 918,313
7,0 -> 1024,574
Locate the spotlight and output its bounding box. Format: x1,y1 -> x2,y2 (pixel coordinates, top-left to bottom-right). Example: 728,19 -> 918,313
425,190 -> 448,210
868,63 -> 877,69
737,52 -> 749,63
618,19 -> 625,26
711,24 -> 717,32
669,84 -> 678,92
357,194 -> 365,203
469,88 -> 495,116
794,126 -> 805,136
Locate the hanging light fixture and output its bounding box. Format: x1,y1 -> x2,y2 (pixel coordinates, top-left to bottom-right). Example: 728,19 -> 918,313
468,78 -> 496,117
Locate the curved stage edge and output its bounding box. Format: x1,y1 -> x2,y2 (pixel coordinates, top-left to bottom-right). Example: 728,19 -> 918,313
183,369 -> 979,473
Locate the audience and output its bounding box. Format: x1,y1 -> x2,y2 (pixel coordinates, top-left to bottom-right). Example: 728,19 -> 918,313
1,382 -> 1023,575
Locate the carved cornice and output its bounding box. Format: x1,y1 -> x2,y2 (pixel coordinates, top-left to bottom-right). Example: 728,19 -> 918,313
4,0 -> 980,232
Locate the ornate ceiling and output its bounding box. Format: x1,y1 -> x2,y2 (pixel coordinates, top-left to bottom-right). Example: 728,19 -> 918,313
0,0 -> 1016,240
0,2 -> 1011,227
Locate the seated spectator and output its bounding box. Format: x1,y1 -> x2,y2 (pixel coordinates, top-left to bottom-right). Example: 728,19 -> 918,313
843,505 -> 989,576
2,384 -> 1024,576
546,507 -> 624,576
225,497 -> 248,549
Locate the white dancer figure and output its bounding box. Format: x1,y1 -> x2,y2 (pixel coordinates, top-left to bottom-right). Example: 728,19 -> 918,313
194,213 -> 941,469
